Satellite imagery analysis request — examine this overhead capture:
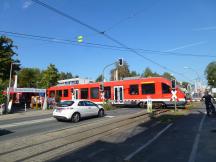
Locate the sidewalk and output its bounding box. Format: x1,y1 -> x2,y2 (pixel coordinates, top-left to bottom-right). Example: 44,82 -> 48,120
196,113 -> 216,162
0,108 -> 53,121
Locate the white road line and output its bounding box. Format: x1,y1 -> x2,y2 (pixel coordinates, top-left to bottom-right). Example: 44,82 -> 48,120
88,148 -> 105,158
188,113 -> 206,162
105,115 -> 115,118
0,117 -> 54,129
124,123 -> 173,162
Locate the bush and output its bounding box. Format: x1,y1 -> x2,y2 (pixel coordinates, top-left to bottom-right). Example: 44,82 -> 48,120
102,100 -> 112,111
0,91 -> 6,105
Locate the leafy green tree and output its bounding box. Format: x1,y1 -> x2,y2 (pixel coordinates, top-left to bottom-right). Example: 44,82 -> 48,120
205,61 -> 216,87
59,72 -> 73,80
142,67 -> 160,77
18,68 -> 41,88
162,72 -> 175,81
95,74 -> 103,82
0,84 -> 6,104
40,64 -> 59,88
0,36 -> 20,81
110,61 -> 131,80
130,70 -> 140,77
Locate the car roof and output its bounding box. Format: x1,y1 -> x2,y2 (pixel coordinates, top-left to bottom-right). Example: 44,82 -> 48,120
62,99 -> 91,102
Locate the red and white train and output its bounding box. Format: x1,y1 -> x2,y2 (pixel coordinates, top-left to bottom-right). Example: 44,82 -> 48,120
47,77 -> 186,108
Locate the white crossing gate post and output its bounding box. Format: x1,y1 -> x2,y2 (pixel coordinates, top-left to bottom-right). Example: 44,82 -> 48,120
147,97 -> 153,113
171,90 -> 178,111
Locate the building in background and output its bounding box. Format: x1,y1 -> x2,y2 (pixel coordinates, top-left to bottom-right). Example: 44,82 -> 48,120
57,78 -> 93,86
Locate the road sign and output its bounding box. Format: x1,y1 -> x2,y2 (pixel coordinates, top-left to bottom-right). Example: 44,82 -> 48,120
171,90 -> 178,101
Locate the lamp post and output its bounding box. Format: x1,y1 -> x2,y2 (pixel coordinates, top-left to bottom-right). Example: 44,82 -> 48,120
7,62 -> 18,113
100,59 -> 123,102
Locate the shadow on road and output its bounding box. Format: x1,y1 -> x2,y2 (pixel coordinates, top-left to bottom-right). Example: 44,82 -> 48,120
49,110 -> 198,162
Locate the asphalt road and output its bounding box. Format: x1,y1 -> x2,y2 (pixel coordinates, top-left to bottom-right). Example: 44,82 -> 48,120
1,104 -> 216,162
50,106 -> 214,162
0,108 -> 143,141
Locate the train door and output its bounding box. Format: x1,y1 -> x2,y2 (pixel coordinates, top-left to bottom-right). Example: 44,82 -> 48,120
74,89 -> 79,100
114,86 -> 124,104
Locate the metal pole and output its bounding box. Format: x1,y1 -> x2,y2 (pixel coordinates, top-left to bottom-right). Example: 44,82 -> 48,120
7,63 -> 13,113
101,62 -> 116,104
174,97 -> 177,112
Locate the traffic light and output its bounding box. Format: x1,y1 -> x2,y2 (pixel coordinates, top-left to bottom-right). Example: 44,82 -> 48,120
77,35 -> 83,43
99,83 -> 104,91
171,79 -> 176,90
118,58 -> 123,66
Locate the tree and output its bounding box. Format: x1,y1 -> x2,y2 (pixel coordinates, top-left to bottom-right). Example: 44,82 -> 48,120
130,70 -> 140,77
110,61 -> 130,81
0,36 -> 20,81
142,67 -> 160,77
162,72 -> 175,81
40,64 -> 59,88
59,72 -> 73,80
205,61 -> 216,87
18,68 -> 41,88
95,74 -> 103,82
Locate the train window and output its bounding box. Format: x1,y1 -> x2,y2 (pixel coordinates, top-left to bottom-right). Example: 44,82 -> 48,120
49,91 -> 55,97
81,88 -> 89,99
63,89 -> 68,97
129,84 -> 139,95
142,83 -> 155,94
56,90 -> 62,97
104,86 -> 111,99
90,87 -> 99,99
162,83 -> 171,94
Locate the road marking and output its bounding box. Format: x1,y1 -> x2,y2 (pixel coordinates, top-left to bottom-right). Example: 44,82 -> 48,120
188,113 -> 206,162
0,117 -> 54,129
124,123 -> 173,162
105,115 -> 115,118
88,148 -> 105,158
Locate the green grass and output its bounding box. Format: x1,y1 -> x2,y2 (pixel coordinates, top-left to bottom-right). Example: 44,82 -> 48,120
155,109 -> 189,124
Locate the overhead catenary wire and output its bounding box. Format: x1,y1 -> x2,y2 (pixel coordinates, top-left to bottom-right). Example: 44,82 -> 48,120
103,0 -> 160,32
0,30 -> 215,58
12,1 -> 204,80
0,31 -> 189,79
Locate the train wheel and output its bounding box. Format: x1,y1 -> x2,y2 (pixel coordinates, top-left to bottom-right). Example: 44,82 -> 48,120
138,102 -> 145,108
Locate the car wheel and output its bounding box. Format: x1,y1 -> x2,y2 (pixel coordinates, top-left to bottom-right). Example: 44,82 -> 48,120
98,109 -> 104,117
56,118 -> 62,122
71,113 -> 80,123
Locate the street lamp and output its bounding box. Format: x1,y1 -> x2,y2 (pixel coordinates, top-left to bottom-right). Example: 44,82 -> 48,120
100,59 -> 123,101
7,62 -> 19,113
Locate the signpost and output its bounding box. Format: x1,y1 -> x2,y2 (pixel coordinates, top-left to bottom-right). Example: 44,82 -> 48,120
171,89 -> 178,111
147,97 -> 153,113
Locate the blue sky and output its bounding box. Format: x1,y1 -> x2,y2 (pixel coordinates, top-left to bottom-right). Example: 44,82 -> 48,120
0,0 -> 216,83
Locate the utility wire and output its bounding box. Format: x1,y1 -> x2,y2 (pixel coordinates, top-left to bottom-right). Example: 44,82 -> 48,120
1,31 -> 187,79
1,30 -> 215,58
7,1 -> 202,79
104,0 -> 160,32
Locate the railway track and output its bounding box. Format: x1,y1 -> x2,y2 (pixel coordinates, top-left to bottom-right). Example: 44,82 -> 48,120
0,109 -> 169,162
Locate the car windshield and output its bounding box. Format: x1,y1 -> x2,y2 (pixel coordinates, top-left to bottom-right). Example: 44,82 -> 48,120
57,101 -> 74,107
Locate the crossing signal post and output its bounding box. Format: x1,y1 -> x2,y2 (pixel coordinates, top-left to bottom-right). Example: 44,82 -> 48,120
171,79 -> 177,111
99,82 -> 104,92
171,79 -> 176,90
118,58 -> 123,66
